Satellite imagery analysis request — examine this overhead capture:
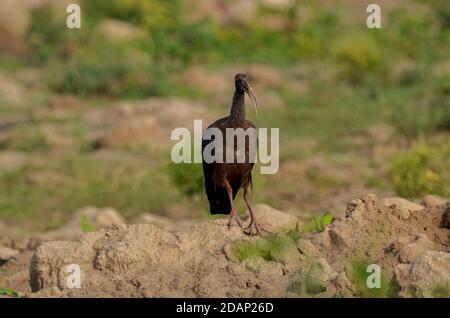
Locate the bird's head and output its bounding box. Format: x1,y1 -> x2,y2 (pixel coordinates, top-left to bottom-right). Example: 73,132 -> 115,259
235,73 -> 259,115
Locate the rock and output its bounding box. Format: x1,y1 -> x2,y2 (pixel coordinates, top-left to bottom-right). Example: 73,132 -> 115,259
382,197 -> 424,212
0,151 -> 26,173
13,69 -> 43,89
81,207 -> 124,229
181,67 -> 230,96
184,0 -> 224,24
393,207 -> 410,220
131,213 -> 194,232
87,97 -> 213,151
289,258 -> 338,297
334,271 -> 354,297
262,0 -> 292,10
397,234 -> 436,263
10,237 -> 41,252
48,94 -> 86,110
0,74 -> 25,106
227,1 -> 258,27
394,251 -> 450,298
366,123 -> 394,144
345,198 -> 366,223
257,91 -> 285,109
361,193 -> 379,213
0,246 -> 19,262
0,0 -> 29,36
443,205 -> 450,229
329,223 -> 353,249
297,239 -> 318,258
247,64 -> 283,89
247,204 -> 300,231
96,19 -> 146,44
422,195 -> 448,208
98,116 -> 161,148
44,207 -> 125,240
29,220 -> 289,297
285,79 -> 310,96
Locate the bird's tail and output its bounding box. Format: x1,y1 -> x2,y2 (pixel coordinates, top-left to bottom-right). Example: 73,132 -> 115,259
208,183 -> 240,215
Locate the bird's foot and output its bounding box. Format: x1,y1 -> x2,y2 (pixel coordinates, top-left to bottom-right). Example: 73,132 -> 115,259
244,220 -> 271,236
227,212 -> 244,229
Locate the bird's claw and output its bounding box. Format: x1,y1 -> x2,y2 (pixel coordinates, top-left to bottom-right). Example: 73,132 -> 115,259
244,221 -> 271,236
227,213 -> 244,228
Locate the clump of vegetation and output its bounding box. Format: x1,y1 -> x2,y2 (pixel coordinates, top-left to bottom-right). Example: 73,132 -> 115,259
332,34 -> 384,84
79,215 -> 95,233
391,76 -> 450,137
303,214 -> 333,233
346,260 -> 396,298
229,232 -> 299,266
390,143 -> 450,198
0,288 -> 19,298
167,163 -> 204,197
0,156 -> 179,230
288,258 -> 336,297
431,283 -> 450,298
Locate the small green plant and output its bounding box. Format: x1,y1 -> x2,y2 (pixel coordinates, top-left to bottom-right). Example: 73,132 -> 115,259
0,288 -> 19,297
229,233 -> 299,266
390,143 -> 450,198
431,283 -> 450,298
79,214 -> 95,233
303,214 -> 333,233
346,260 -> 396,298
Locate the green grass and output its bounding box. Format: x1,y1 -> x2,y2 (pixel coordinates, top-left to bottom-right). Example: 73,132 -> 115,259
0,0 -> 449,232
79,214 -> 95,233
431,283 -> 450,298
0,288 -> 19,298
229,232 -> 299,266
302,214 -> 333,233
0,155 -> 180,230
390,142 -> 450,198
346,260 -> 397,298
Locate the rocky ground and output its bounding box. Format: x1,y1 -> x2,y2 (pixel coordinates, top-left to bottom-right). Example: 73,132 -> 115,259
0,194 -> 448,298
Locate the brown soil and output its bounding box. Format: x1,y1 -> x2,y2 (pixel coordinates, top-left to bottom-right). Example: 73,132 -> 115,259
0,195 -> 449,298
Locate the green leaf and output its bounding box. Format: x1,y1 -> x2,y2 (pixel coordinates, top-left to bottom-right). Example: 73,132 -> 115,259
0,288 -> 19,297
321,214 -> 333,226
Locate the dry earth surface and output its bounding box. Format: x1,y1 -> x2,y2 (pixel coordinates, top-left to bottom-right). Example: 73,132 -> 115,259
0,194 -> 449,298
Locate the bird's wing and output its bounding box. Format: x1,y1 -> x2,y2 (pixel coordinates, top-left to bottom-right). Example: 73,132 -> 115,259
202,133 -> 216,203
201,118 -> 230,214
243,120 -> 257,189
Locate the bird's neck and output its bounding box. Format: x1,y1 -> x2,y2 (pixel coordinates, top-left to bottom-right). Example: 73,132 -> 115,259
230,91 -> 245,122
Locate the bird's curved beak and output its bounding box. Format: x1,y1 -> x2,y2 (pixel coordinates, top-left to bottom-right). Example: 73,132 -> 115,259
243,80 -> 259,115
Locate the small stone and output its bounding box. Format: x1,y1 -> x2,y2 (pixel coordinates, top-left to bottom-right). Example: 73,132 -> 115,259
382,197 -> 424,212
398,234 -> 435,263
394,251 -> 450,298
442,205 -> 450,229
393,207 -> 410,220
297,239 -> 318,258
0,246 -> 19,261
422,195 -> 448,208
329,224 -> 353,249
345,199 -> 366,222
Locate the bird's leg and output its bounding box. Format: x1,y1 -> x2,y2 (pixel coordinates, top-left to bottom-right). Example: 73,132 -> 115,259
224,181 -> 243,228
243,186 -> 271,236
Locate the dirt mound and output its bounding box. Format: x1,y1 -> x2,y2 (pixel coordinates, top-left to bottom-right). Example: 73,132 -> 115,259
1,196 -> 449,297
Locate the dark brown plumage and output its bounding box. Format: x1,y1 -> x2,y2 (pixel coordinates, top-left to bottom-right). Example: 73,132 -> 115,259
201,73 -> 268,235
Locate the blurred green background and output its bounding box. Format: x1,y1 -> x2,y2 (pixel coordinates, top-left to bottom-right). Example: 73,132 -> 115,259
0,0 -> 448,232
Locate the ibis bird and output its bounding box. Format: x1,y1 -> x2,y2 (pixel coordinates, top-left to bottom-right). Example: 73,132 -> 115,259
201,73 -> 268,236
